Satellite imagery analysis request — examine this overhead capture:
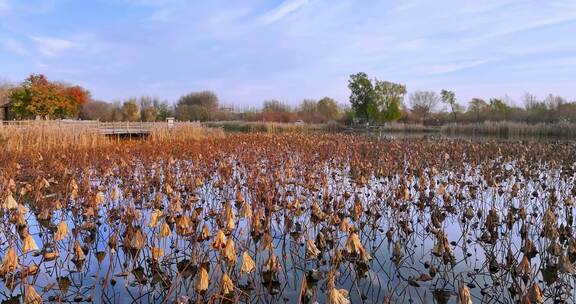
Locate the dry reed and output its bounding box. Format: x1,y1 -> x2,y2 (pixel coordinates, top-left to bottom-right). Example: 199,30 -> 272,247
441,121 -> 576,138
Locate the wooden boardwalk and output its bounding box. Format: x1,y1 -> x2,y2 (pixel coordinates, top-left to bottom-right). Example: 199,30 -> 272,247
97,122 -> 152,136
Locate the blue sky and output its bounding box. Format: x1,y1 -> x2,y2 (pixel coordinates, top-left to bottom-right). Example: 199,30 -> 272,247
1,0 -> 575,108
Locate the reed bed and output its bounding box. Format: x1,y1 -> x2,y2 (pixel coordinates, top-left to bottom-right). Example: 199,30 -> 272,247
0,123 -> 107,152
366,122 -> 439,132
441,121 -> 576,138
0,121 -> 221,152
203,121 -> 344,133
149,122 -> 224,142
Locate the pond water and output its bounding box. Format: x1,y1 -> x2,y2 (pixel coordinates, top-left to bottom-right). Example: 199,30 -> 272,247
1,136 -> 575,303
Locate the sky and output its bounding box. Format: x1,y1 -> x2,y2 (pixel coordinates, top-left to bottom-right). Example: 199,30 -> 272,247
1,0 -> 576,108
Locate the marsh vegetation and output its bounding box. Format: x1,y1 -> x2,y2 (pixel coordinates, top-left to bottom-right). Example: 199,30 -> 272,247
1,129 -> 576,303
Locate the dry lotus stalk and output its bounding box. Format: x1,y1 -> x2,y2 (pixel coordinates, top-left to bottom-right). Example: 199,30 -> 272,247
212,230 -> 227,249
1,247 -> 18,273
196,265 -> 209,292
223,238 -> 237,266
54,221 -> 69,241
221,273 -> 235,295
25,285 -> 42,304
149,210 -> 162,228
328,287 -> 351,304
458,284 -> 472,304
23,234 -> 39,253
306,239 -> 321,258
240,251 -> 256,274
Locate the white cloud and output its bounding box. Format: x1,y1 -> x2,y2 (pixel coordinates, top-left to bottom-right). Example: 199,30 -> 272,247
31,36 -> 77,57
1,37 -> 29,55
258,0 -> 310,24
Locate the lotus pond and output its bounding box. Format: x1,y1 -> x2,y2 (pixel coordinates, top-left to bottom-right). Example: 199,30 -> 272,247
1,134 -> 576,303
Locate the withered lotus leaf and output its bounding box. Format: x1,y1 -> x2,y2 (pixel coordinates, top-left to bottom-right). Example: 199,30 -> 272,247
54,220 -> 70,241
2,192 -> 18,210
221,273 -> 235,295
25,285 -> 42,304
22,234 -> 39,253
458,284 -> 472,304
328,288 -> 351,304
223,238 -> 237,266
240,251 -> 256,274
196,265 -> 209,292
1,247 -> 18,274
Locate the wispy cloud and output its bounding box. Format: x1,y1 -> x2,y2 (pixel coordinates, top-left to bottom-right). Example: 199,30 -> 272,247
31,36 -> 77,57
1,37 -> 29,55
420,59 -> 494,75
258,0 -> 310,25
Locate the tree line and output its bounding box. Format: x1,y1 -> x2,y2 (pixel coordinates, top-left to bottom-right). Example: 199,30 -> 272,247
1,73 -> 575,124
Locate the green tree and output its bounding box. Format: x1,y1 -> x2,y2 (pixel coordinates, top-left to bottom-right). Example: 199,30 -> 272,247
468,98 -> 488,121
440,90 -> 458,121
348,72 -> 406,124
156,101 -> 174,121
489,98 -> 510,120
176,91 -> 219,121
348,72 -> 373,122
374,81 -> 406,122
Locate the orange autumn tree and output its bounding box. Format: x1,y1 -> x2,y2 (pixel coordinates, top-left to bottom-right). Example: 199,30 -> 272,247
9,74 -> 90,119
